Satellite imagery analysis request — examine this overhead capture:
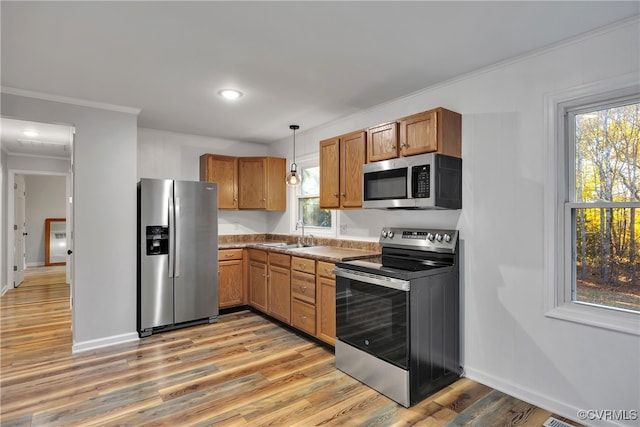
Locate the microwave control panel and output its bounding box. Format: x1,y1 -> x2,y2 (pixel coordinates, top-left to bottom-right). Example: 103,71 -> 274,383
411,164 -> 430,198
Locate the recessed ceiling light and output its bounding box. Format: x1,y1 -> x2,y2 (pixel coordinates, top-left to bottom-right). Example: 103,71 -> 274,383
218,89 -> 243,100
23,129 -> 39,137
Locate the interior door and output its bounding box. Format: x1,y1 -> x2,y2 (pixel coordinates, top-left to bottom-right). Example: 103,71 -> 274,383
13,174 -> 26,287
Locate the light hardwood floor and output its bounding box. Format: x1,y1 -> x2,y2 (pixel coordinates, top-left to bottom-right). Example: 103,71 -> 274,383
1,267 -> 577,426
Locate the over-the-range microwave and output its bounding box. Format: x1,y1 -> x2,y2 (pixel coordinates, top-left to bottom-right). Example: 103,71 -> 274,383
362,153 -> 462,209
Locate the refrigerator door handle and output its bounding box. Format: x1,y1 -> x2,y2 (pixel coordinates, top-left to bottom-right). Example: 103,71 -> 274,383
168,197 -> 175,278
174,197 -> 181,278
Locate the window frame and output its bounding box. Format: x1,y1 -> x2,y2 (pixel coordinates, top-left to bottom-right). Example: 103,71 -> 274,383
289,153 -> 337,238
545,75 -> 640,336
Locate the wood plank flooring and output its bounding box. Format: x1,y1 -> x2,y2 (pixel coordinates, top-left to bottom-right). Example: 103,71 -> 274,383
1,267 -> 578,426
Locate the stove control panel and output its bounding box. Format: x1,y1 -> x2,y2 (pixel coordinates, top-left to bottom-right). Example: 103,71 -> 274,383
379,227 -> 458,252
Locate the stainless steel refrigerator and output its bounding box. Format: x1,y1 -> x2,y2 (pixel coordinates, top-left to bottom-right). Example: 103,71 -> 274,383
137,178 -> 218,337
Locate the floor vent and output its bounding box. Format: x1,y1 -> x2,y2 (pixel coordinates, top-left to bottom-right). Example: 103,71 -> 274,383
543,417 -> 575,427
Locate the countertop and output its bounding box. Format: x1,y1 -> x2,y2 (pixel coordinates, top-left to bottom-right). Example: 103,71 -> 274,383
218,241 -> 380,263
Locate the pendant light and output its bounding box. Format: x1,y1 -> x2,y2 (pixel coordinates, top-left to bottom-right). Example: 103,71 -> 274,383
286,125 -> 300,186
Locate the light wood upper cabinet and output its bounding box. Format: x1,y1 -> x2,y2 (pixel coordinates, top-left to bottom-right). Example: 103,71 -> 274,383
319,130 -> 366,209
238,157 -> 286,211
201,155 -> 286,211
319,137 -> 340,209
340,131 -> 367,208
199,154 -> 238,209
398,108 -> 461,158
367,122 -> 398,162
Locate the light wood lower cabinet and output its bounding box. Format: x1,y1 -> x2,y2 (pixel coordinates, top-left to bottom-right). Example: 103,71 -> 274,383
291,257 -> 316,335
247,251 -> 338,347
268,252 -> 291,324
316,261 -> 336,346
218,249 -> 244,308
248,249 -> 268,313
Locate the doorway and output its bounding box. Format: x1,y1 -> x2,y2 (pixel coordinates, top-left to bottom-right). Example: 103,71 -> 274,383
1,118 -> 74,294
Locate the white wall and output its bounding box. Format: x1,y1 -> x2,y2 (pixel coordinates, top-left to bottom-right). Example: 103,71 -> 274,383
1,92 -> 139,352
268,19 -> 640,426
0,149 -> 5,295
23,175 -> 66,266
137,127 -> 279,235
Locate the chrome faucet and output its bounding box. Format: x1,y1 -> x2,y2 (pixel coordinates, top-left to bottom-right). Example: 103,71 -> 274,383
295,219 -> 305,247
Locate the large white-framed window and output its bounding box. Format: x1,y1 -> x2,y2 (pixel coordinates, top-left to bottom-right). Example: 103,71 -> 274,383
290,154 -> 336,238
546,76 -> 640,335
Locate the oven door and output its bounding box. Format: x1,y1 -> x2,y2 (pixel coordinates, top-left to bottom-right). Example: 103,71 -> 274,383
334,267 -> 410,369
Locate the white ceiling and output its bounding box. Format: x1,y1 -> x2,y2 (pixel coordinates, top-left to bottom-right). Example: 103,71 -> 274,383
1,1 -> 639,152
0,118 -> 73,158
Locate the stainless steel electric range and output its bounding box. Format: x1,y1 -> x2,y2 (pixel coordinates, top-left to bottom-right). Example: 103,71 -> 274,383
334,227 -> 461,407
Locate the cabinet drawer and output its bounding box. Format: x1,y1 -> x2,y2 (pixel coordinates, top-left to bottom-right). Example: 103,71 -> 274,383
291,256 -> 315,274
291,271 -> 316,304
247,249 -> 267,263
269,252 -> 291,268
219,248 -> 243,261
292,299 -> 316,336
317,261 -> 335,279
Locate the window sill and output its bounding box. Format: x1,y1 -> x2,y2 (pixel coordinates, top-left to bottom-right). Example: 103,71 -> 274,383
546,302 -> 640,336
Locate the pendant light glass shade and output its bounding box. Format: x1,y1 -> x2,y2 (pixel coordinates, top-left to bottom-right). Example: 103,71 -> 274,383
286,125 -> 300,186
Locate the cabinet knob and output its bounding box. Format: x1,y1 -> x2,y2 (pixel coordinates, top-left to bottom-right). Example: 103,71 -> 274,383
400,143 -> 407,148
301,286 -> 307,292
341,192 -> 346,197
333,193 -> 338,197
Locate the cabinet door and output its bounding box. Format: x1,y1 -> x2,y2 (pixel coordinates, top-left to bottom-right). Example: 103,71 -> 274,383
268,264 -> 291,324
264,157 -> 287,211
316,275 -> 336,346
319,137 -> 340,209
219,259 -> 243,308
398,110 -> 438,157
367,122 -> 398,162
248,258 -> 268,313
200,154 -> 238,209
238,157 -> 266,209
340,130 -> 366,208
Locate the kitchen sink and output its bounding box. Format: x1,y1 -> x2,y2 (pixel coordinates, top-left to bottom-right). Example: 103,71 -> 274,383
258,242 -> 318,249
259,242 -> 301,249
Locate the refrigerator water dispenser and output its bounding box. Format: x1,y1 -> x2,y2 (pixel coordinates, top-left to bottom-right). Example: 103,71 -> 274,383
146,226 -> 169,255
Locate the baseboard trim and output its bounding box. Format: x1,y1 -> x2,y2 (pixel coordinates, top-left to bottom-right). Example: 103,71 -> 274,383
72,332 -> 139,354
463,367 -> 622,427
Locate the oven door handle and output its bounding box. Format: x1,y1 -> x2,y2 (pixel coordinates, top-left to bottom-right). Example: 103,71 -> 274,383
333,267 -> 410,292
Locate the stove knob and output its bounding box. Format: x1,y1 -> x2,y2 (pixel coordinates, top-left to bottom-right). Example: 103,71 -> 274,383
435,233 -> 443,242
444,234 -> 452,243
381,230 -> 388,238
426,233 -> 435,241
388,231 -> 394,238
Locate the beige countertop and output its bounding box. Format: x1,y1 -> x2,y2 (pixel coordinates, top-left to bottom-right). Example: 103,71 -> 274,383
218,241 -> 380,263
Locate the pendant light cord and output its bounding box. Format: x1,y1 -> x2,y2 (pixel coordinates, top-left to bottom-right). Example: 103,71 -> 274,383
290,124 -> 299,166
